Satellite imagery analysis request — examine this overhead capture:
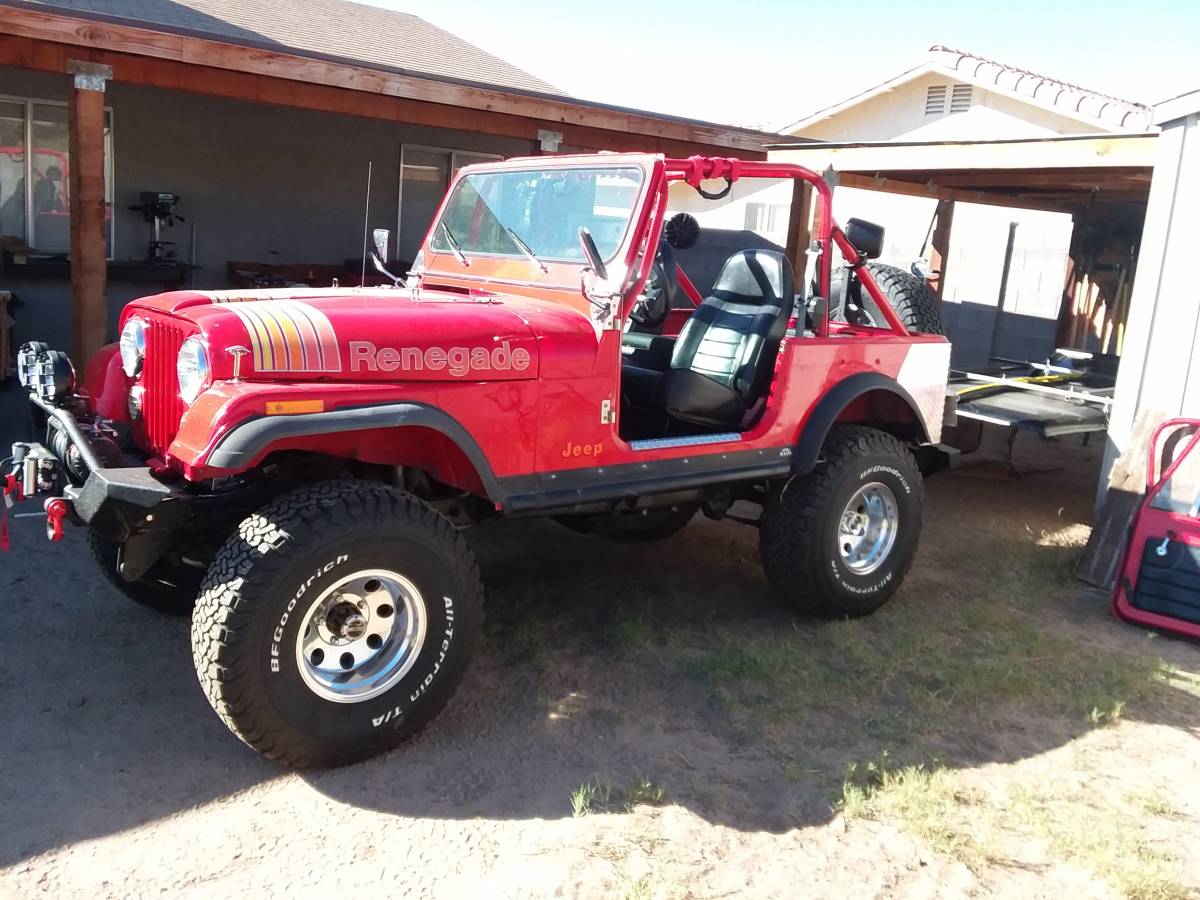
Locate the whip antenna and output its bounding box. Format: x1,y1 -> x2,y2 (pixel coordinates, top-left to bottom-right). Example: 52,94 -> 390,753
360,161 -> 373,286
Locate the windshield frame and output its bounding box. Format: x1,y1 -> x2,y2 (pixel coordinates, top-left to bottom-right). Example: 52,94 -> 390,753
423,158 -> 654,270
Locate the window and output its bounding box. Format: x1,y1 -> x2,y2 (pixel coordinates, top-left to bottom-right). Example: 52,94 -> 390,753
924,85 -> 947,116
430,166 -> 644,263
0,96 -> 114,257
950,83 -> 973,114
744,201 -> 790,243
396,145 -> 501,264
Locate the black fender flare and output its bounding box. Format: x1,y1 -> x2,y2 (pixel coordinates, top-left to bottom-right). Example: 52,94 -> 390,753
790,372 -> 930,476
206,401 -> 503,501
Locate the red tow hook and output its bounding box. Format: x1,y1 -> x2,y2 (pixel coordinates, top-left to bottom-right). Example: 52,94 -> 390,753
44,498 -> 69,542
1,473 -> 24,552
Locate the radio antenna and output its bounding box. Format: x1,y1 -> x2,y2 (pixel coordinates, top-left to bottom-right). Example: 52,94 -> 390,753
360,160 -> 373,287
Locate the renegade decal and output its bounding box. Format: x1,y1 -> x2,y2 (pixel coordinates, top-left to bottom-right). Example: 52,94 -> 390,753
225,300 -> 342,374
895,342 -> 952,440
349,340 -> 531,376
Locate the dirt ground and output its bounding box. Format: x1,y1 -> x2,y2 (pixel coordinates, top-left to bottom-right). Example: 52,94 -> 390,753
1,388 -> 1198,899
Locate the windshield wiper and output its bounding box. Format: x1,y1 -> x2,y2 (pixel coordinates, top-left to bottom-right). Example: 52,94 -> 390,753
506,227 -> 548,273
439,220 -> 470,268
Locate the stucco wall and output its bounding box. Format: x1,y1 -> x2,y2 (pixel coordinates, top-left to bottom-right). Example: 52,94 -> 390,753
0,67 -> 531,350
794,72 -> 1097,143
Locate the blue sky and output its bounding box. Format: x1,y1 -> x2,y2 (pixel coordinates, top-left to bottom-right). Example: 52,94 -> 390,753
374,0 -> 1200,129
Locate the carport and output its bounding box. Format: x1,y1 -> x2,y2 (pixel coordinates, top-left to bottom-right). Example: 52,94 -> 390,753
772,133 -> 1157,361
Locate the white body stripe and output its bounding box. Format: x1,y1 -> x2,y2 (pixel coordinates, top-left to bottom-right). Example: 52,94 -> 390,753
895,342 -> 952,442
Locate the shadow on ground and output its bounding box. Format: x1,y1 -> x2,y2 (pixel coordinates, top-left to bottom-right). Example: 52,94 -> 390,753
1,413 -> 1197,865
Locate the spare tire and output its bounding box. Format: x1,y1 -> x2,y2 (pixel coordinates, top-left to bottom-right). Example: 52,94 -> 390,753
833,263 -> 945,335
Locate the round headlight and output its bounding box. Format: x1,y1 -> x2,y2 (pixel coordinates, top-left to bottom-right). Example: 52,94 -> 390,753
177,336 -> 210,405
120,318 -> 147,378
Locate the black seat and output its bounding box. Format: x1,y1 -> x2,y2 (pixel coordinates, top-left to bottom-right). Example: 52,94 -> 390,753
658,250 -> 794,428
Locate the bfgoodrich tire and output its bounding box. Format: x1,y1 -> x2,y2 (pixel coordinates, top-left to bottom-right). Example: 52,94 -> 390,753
759,426 -> 923,617
191,481 -> 483,767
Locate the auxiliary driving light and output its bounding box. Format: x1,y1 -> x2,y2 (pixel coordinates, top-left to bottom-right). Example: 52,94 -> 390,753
16,343 -> 75,405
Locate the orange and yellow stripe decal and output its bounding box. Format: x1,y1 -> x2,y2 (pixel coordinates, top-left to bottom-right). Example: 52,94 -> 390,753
221,299 -> 342,373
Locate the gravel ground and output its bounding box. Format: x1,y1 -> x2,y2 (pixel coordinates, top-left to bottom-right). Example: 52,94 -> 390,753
1,386 -> 1196,899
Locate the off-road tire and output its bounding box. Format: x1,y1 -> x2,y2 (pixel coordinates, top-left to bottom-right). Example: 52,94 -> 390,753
88,530 -> 199,616
837,262 -> 944,335
555,506 -> 696,542
759,426 -> 923,617
191,481 -> 483,768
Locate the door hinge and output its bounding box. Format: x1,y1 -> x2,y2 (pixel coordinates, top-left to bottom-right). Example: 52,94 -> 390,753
600,399 -> 616,425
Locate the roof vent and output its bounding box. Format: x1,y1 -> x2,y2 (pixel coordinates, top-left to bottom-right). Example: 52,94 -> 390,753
925,84 -> 947,116
950,83 -> 973,113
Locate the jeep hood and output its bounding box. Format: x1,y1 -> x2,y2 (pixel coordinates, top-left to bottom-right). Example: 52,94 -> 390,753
123,287 -> 544,383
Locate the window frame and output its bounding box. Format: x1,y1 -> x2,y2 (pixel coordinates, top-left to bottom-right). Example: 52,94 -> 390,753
0,93 -> 116,260
428,164 -> 647,266
396,143 -> 502,257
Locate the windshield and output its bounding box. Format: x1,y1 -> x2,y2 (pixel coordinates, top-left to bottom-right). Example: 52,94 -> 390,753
430,166 -> 644,264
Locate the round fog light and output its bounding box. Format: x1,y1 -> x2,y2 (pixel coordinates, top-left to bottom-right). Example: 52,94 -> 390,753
128,385 -> 144,420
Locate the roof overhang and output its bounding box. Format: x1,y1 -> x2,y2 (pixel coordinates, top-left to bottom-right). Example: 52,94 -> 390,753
0,1 -> 785,153
767,133 -> 1158,215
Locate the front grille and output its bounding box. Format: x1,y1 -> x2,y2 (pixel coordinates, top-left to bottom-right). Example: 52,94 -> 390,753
141,316 -> 188,458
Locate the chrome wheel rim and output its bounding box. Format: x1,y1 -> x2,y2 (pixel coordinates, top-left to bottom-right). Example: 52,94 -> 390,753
295,568 -> 427,704
837,482 -> 899,576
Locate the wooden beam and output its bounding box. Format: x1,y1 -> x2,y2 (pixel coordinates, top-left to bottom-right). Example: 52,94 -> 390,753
0,7 -> 773,152
837,172 -> 1084,215
930,169 -> 1151,190
0,34 -> 759,159
67,59 -> 109,366
784,179 -> 813,286
771,135 -> 1158,175
928,199 -> 954,301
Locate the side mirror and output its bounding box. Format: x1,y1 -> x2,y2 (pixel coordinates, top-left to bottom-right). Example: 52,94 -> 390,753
845,218 -> 884,260
372,228 -> 390,262
578,227 -> 608,281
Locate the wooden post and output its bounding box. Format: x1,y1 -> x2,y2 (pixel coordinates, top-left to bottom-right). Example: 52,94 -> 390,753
927,199 -> 954,300
785,179 -> 813,289
66,60 -> 111,367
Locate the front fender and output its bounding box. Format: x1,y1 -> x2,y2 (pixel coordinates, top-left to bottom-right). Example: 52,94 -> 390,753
82,343 -> 130,422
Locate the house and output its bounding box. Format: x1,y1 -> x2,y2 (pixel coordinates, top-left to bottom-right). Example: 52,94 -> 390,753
777,46 -> 1155,368
0,0 -> 783,364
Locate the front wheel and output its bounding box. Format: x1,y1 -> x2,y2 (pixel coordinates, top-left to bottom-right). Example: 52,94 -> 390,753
759,426 -> 923,617
191,481 -> 483,767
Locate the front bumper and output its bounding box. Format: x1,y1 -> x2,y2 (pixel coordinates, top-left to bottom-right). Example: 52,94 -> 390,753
8,385 -> 191,580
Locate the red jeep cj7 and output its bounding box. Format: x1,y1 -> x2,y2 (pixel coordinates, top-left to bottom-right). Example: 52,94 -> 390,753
7,154 -> 951,766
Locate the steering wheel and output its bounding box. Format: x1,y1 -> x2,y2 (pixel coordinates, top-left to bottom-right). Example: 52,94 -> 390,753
629,242 -> 679,331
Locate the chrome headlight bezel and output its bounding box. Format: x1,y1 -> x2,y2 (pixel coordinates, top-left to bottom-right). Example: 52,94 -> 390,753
119,318 -> 147,378
177,336 -> 210,405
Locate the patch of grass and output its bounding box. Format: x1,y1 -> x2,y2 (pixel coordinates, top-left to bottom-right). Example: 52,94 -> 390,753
1010,784 -> 1190,900
624,776 -> 667,812
1087,699 -> 1126,725
836,756 -> 987,869
609,608 -> 655,655
835,753 -> 1190,899
570,776 -> 666,817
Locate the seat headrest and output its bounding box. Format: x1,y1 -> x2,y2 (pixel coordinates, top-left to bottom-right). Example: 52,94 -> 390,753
711,250 -> 794,306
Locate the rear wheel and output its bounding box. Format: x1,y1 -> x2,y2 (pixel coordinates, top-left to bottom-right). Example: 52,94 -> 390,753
191,481 -> 483,767
759,426 -> 923,616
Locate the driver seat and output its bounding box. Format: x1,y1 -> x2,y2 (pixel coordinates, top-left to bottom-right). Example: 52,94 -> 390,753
659,249 -> 794,428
